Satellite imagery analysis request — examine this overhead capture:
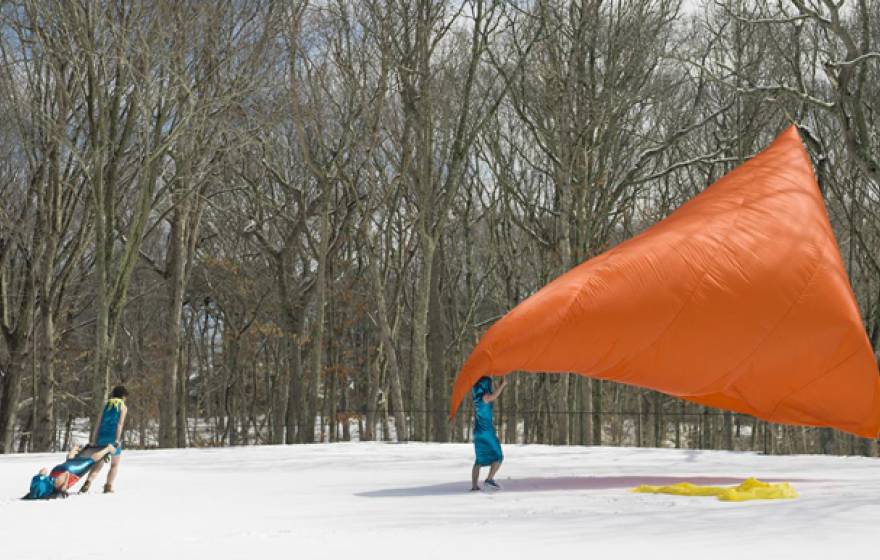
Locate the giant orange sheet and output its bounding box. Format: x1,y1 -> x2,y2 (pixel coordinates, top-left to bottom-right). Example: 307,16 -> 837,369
449,126 -> 880,438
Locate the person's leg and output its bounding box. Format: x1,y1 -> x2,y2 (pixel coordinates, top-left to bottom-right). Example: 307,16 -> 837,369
81,457 -> 104,492
85,459 -> 104,482
471,465 -> 481,490
486,461 -> 501,482
104,454 -> 121,491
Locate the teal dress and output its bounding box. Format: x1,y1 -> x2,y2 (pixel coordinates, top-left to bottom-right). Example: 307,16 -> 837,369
472,377 -> 503,466
96,398 -> 124,455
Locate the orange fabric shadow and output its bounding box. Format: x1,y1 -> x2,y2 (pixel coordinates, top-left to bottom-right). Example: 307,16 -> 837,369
449,126 -> 880,438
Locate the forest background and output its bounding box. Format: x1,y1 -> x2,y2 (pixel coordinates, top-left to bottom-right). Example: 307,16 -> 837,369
0,0 -> 878,457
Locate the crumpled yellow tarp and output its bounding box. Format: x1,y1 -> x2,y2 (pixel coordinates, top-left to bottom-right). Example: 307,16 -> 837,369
632,477 -> 798,501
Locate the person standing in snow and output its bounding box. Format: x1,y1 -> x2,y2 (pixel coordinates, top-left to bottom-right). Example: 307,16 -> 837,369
81,385 -> 128,494
470,376 -> 508,491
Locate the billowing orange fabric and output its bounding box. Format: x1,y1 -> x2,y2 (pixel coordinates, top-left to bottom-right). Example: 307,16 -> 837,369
450,126 -> 880,438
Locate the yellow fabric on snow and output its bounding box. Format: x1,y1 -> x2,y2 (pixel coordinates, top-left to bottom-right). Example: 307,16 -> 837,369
632,477 -> 798,501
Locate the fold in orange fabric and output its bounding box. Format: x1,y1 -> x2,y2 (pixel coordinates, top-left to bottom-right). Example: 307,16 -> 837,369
449,126 -> 880,438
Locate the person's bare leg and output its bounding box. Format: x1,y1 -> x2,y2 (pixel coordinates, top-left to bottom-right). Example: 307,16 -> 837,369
82,448 -> 110,492
486,461 -> 501,482
105,454 -> 121,490
85,460 -> 104,484
471,465 -> 480,490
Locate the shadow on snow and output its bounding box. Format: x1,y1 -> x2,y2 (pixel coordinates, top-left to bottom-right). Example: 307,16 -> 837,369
355,475 -> 821,498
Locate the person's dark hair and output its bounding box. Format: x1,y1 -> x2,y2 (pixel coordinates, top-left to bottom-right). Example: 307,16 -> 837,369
110,385 -> 128,399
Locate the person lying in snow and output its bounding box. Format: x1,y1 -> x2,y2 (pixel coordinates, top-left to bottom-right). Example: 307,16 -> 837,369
23,443 -> 117,500
471,375 -> 508,491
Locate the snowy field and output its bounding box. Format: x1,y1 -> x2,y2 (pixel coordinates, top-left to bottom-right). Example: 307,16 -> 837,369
1,443 -> 876,559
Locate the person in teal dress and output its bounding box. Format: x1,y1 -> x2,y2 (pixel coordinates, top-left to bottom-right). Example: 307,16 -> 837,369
471,375 -> 508,491
81,385 -> 128,494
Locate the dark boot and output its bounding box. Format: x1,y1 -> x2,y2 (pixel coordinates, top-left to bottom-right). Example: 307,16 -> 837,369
79,480 -> 91,494
103,483 -> 113,494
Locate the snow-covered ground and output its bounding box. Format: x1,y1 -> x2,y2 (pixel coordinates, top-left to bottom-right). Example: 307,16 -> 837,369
1,443 -> 876,559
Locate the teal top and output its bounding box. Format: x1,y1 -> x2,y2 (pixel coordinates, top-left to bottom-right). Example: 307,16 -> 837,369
96,398 -> 124,445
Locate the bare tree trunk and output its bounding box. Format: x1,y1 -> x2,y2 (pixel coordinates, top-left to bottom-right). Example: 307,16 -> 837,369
411,235 -> 435,441
363,344 -> 382,442
159,196 -> 189,447
723,411 -> 734,450
0,356 -> 28,452
33,307 -> 56,451
819,428 -> 835,455
592,380 -> 603,445
1,248 -> 37,452
675,402 -> 682,449
368,250 -> 409,442
580,378 -> 592,445
506,379 -> 518,444
428,246 -> 448,441
176,328 -> 189,447
305,188 -> 331,443
653,393 -> 663,448
274,343 -> 291,444
285,324 -> 306,444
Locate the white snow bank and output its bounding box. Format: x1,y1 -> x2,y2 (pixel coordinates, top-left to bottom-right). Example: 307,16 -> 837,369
1,443 -> 876,559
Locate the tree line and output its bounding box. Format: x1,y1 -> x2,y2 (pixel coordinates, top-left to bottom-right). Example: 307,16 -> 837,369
0,0 -> 877,456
